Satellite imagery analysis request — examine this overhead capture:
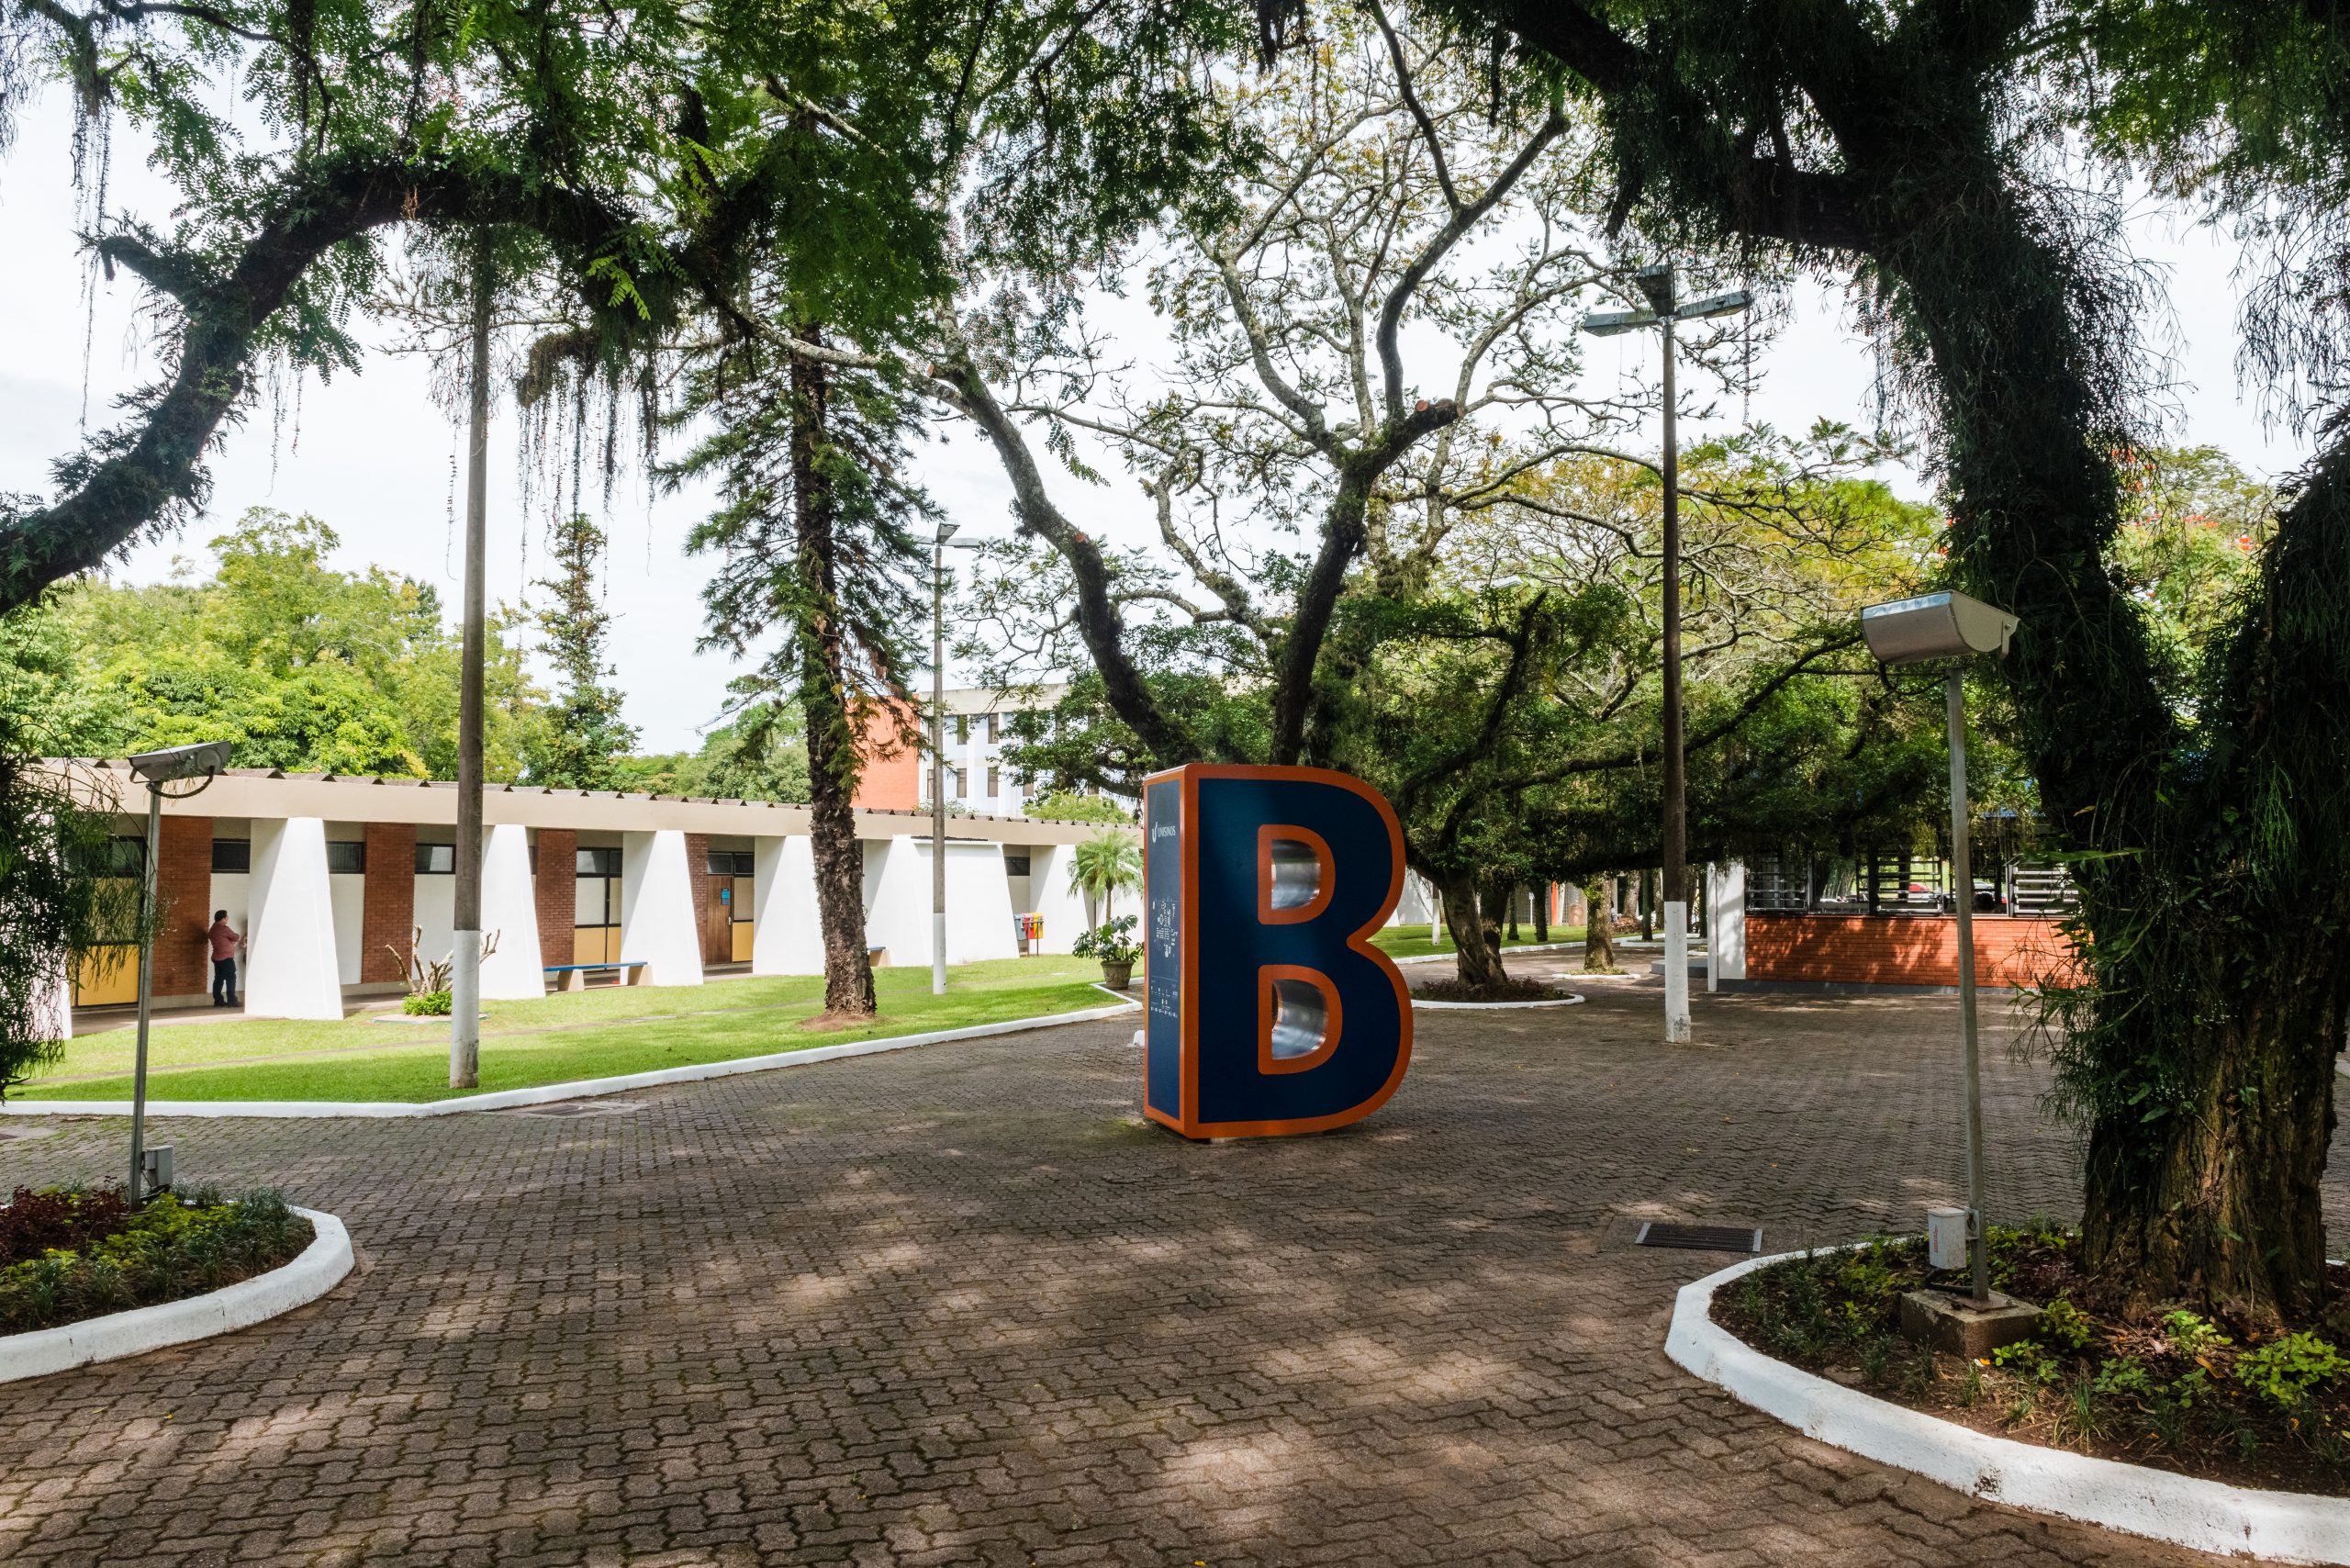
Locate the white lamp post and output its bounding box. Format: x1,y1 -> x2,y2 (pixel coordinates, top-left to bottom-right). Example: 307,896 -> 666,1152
931,524 -> 985,995
1583,263 -> 1753,1045
1861,589 -> 2020,1304
124,739 -> 231,1206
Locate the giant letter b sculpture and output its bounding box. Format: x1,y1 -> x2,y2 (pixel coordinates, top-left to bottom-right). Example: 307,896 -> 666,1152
1141,765 -> 1413,1137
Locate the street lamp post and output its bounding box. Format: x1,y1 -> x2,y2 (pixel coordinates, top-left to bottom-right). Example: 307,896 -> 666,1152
931,524 -> 984,996
1862,589 -> 2020,1305
124,740 -> 231,1207
1583,263 -> 1753,1045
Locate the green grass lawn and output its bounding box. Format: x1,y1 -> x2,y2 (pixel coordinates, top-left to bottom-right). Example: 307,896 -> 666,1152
26,957 -> 1119,1104
1368,927 -> 1585,961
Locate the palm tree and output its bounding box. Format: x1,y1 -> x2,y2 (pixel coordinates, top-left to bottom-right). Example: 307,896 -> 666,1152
1069,829 -> 1142,926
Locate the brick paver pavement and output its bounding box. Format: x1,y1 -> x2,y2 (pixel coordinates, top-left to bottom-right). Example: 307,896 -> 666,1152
3,969 -> 2344,1567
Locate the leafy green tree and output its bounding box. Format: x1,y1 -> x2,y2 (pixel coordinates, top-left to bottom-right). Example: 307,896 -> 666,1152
526,516 -> 638,790
0,600 -> 147,1096
39,509 -> 544,777
1024,790 -> 1132,824
615,706 -> 813,802
1403,0 -> 2348,1322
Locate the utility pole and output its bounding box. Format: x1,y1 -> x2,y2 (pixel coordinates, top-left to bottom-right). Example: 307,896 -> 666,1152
451,243 -> 491,1089
1583,263 -> 1753,1046
930,524 -> 983,995
932,525 -> 951,997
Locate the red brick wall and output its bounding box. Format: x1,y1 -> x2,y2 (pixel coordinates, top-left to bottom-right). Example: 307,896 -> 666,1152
154,815 -> 215,998
360,823 -> 418,983
1747,913 -> 2081,989
535,829 -> 577,966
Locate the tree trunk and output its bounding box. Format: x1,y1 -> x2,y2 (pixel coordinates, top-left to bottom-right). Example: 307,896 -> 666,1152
2078,966 -> 2343,1323
1505,886 -> 1521,942
1532,884 -> 1549,944
1639,868 -> 1654,940
1443,873 -> 1506,988
790,329 -> 877,1017
1582,881 -> 1616,973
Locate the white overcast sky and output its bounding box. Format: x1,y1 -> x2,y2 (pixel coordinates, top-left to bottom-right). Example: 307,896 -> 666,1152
0,89 -> 2311,753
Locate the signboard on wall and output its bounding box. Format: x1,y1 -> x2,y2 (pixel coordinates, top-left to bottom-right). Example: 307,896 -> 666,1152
1141,764 -> 1413,1139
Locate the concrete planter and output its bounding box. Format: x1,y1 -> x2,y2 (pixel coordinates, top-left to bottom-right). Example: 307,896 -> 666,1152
1099,960 -> 1134,989
0,1207 -> 352,1383
1666,1249 -> 2350,1564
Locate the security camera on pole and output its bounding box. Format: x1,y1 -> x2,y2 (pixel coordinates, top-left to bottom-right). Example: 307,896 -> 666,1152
1582,263 -> 1753,1045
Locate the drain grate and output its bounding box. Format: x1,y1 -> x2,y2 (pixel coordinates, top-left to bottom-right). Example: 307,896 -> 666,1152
511,1101 -> 637,1118
1635,1222 -> 1762,1254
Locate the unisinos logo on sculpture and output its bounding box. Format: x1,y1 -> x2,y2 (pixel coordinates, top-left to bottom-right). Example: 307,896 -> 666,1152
1139,764 -> 1413,1139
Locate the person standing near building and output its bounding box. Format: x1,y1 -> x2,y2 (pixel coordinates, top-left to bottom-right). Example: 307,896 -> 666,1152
206,910 -> 242,1008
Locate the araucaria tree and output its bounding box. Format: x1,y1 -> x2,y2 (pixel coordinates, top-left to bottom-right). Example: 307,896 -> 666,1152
530,517 -> 638,790
1408,0 -> 2347,1322
681,333 -> 931,1017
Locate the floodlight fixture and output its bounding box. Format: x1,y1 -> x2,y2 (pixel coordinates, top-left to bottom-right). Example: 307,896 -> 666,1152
937,521 -> 961,543
1580,308 -> 1655,336
1860,590 -> 2019,666
1677,288 -> 1755,320
129,739 -> 231,783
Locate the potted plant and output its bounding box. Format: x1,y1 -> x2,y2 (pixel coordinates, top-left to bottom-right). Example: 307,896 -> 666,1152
1074,914 -> 1143,989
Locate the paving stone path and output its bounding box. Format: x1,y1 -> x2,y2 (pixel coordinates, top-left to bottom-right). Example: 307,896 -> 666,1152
4,971 -> 2344,1567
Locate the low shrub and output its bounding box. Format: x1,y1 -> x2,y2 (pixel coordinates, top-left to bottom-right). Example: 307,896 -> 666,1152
0,1184 -> 130,1267
0,1186 -> 315,1335
403,990 -> 453,1016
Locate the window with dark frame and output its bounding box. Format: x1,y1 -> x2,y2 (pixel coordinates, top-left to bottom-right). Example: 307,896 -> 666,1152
325,841 -> 366,875
415,842 -> 456,874
209,838 -> 250,874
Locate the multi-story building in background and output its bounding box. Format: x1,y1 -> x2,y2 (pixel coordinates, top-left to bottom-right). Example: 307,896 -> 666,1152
853,685 -> 1134,821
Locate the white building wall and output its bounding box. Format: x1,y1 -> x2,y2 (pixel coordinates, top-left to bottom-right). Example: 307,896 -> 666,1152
208,871 -> 252,952
413,870 -> 455,968
619,829 -> 704,987
1025,843 -> 1091,955
1393,873 -> 1436,927
939,841 -> 1019,963
244,816 -> 344,1020
752,834 -> 825,976
478,824 -> 546,999
329,870 -> 365,985
1707,860 -> 1748,983
862,835 -> 1022,965
861,836 -> 926,965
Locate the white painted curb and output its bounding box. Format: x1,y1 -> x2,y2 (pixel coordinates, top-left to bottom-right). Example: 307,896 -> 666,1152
6,1000 -> 1143,1121
1413,993 -> 1587,1011
1666,1249 -> 2350,1564
0,1206 -> 352,1383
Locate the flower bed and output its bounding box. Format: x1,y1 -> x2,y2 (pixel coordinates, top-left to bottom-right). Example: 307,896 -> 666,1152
1712,1225 -> 2350,1497
0,1185 -> 317,1336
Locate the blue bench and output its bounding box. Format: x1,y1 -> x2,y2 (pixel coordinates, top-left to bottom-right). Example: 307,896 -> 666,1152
543,960 -> 648,991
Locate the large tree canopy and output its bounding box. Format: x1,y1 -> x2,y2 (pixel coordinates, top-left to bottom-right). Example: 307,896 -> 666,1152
1382,0 -> 2345,1322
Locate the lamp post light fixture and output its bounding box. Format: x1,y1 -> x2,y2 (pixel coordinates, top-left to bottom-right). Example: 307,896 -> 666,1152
1861,589 -> 2020,1305
1583,263 -> 1754,1046
124,740 -> 232,1207
931,523 -> 987,996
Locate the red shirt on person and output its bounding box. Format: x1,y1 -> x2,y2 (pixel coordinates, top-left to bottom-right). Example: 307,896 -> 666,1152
207,920 -> 240,962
